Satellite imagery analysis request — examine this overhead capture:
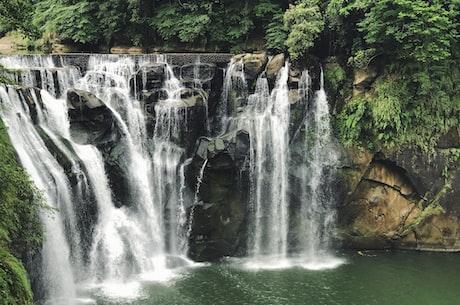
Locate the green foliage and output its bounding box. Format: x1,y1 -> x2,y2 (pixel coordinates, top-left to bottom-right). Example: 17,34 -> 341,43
358,0 -> 458,64
0,0 -> 39,38
336,97 -> 370,147
442,148 -> 460,178
153,4 -> 204,43
0,249 -> 34,305
284,0 -> 325,59
263,13 -> 287,53
336,63 -> 460,150
347,48 -> 377,69
324,61 -> 347,99
34,0 -> 99,44
96,0 -> 130,46
0,118 -> 43,257
0,117 -> 44,304
325,0 -> 367,54
152,1 -> 258,50
254,0 -> 287,52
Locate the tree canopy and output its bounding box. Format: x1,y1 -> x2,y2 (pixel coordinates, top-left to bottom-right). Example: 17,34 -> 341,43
2,0 -> 460,65
2,0 -> 460,149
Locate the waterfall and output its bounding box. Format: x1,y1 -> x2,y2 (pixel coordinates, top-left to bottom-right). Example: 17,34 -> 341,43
0,54 -> 344,304
0,86 -> 79,303
151,63 -> 187,257
0,55 -> 80,98
247,63 -> 290,259
217,58 -> 247,134
77,56 -> 168,282
223,60 -> 291,265
293,70 -> 342,269
218,59 -> 342,269
0,55 -> 196,304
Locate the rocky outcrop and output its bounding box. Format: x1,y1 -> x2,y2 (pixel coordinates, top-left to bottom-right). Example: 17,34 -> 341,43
338,160 -> 421,248
352,66 -> 378,97
66,88 -> 132,208
266,53 -> 285,84
338,145 -> 460,252
187,131 -> 250,261
130,62 -> 166,96
67,88 -> 120,145
237,53 -> 268,81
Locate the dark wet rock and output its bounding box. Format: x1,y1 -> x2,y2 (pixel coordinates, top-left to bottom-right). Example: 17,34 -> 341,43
66,88 -> 119,146
101,139 -> 132,208
129,62 -> 166,96
66,88 -> 131,207
243,53 -> 268,81
11,86 -> 43,124
436,128 -> 460,149
187,130 -> 251,261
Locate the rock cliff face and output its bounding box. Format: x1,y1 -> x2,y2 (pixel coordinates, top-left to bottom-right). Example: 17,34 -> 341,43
335,61 -> 460,252
338,146 -> 460,251
186,131 -> 251,261
5,53 -> 460,262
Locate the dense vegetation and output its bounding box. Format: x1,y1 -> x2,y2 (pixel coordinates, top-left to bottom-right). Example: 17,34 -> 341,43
0,116 -> 43,303
0,2 -> 459,303
2,0 -> 460,149
329,0 -> 460,150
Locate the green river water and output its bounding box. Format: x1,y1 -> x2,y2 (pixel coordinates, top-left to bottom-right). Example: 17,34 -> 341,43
85,251 -> 460,305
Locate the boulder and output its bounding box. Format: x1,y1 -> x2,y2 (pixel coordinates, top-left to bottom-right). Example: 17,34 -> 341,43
338,147 -> 460,252
187,130 -> 251,261
240,53 -> 268,80
266,53 -> 285,83
129,62 -> 166,95
353,66 -> 378,96
66,88 -> 118,146
338,161 -> 421,249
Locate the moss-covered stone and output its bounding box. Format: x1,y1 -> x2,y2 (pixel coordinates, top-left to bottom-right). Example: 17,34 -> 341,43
0,249 -> 34,305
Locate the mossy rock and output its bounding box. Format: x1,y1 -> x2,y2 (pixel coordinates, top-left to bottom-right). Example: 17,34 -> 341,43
0,248 -> 34,305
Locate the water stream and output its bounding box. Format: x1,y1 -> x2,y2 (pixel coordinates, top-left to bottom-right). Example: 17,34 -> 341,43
0,55 -> 197,304
0,54 -> 345,304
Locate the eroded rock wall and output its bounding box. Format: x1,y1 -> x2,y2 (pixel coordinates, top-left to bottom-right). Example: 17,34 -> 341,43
338,145 -> 460,251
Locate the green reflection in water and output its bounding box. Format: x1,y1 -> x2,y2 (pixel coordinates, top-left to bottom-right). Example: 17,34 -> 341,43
93,251 -> 460,305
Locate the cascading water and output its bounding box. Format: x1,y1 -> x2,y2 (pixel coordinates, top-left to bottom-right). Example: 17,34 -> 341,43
0,55 -> 198,304
0,55 -> 80,97
150,61 -> 188,257
217,58 -> 247,135
78,56 -> 169,285
293,70 -> 343,269
220,58 -> 342,269
0,53 -> 344,304
0,86 -> 81,303
224,61 -> 290,266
